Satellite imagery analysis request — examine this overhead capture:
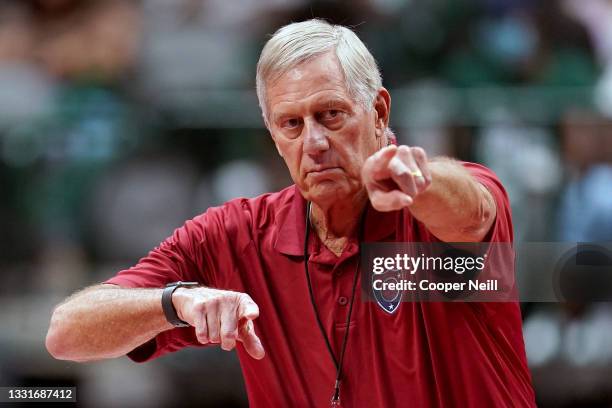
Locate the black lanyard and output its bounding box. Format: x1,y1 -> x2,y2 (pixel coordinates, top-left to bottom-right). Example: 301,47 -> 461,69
303,201 -> 366,407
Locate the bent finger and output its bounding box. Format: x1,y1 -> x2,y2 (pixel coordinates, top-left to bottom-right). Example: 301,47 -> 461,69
206,302 -> 220,344
194,307 -> 209,344
369,188 -> 413,212
220,303 -> 238,351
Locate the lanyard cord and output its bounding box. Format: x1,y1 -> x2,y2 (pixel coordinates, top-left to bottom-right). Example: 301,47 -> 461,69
304,201 -> 366,404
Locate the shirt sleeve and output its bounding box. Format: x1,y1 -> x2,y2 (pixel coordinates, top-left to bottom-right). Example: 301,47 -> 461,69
104,205 -> 234,362
463,162 -> 517,305
410,162 -> 516,301
412,161 -> 513,243
461,162 -> 513,243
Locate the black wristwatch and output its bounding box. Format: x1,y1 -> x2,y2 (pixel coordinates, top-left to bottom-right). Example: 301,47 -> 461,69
162,281 -> 199,327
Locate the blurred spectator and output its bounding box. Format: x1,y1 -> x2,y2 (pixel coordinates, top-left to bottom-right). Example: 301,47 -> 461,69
137,0 -> 305,113
89,155 -> 199,262
562,0 -> 612,66
211,160 -> 271,205
0,0 -> 143,273
558,109 -> 612,241
476,110 -> 562,240
0,0 -> 141,124
0,0 -> 141,81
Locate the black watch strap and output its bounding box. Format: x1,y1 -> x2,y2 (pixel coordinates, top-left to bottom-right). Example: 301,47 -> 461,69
162,281 -> 199,328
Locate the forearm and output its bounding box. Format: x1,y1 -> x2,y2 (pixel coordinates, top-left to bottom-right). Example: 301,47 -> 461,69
409,158 -> 495,242
46,284 -> 173,362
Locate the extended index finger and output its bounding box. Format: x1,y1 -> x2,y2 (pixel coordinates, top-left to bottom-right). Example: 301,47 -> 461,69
238,319 -> 265,360
363,145 -> 398,182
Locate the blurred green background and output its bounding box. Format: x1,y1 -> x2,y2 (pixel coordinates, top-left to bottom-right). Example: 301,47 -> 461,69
1,0 -> 611,406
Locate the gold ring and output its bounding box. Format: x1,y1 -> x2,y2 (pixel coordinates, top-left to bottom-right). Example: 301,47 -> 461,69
410,169 -> 423,178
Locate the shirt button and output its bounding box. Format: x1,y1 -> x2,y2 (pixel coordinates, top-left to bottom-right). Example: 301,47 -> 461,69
338,296 -> 348,306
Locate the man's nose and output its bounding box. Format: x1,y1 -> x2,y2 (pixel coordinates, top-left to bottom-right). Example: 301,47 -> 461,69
302,119 -> 329,154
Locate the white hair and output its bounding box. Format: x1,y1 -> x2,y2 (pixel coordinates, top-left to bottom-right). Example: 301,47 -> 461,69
256,19 -> 383,123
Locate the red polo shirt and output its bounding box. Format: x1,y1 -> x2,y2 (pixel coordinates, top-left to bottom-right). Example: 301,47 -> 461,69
106,162 -> 536,407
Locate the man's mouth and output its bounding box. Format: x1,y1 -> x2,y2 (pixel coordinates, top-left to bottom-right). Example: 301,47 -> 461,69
306,167 -> 342,176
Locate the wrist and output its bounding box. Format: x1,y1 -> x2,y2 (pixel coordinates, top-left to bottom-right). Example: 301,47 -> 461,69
162,281 -> 199,328
171,287 -> 193,323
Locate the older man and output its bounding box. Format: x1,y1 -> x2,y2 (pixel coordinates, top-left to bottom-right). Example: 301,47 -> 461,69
46,19 -> 536,407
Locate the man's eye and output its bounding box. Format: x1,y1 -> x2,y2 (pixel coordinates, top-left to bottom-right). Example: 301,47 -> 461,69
281,118 -> 301,129
321,110 -> 342,121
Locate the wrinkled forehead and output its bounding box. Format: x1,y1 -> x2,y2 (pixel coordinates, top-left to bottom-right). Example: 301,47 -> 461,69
265,53 -> 353,112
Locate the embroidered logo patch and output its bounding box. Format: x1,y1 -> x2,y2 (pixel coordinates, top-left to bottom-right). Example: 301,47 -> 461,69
371,269 -> 403,314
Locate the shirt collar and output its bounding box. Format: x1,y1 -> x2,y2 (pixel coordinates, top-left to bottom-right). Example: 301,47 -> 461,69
274,186 -> 307,256
273,185 -> 398,257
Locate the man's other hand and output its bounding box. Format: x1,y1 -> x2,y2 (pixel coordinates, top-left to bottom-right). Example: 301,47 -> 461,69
172,287 -> 265,360
362,145 -> 432,212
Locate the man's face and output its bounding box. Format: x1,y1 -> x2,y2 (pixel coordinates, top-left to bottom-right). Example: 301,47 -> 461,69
265,52 -> 389,206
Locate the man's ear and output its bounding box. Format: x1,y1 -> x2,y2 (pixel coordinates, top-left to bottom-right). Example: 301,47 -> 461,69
373,88 -> 391,139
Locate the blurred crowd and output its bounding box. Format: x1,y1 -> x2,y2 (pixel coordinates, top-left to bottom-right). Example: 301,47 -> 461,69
0,0 -> 611,407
